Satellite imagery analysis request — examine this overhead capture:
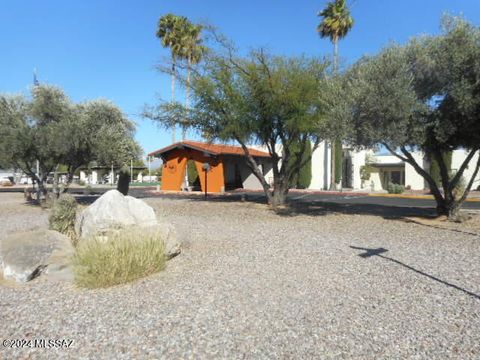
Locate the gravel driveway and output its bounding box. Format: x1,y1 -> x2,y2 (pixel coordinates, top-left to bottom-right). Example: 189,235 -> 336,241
0,193 -> 479,359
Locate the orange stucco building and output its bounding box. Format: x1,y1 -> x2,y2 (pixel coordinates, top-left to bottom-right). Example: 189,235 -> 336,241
148,141 -> 272,193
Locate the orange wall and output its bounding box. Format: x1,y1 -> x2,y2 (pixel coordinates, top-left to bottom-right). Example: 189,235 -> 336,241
161,148 -> 225,192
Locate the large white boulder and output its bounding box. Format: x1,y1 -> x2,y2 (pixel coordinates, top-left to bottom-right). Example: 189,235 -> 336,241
75,190 -> 181,259
75,190 -> 157,239
0,230 -> 74,283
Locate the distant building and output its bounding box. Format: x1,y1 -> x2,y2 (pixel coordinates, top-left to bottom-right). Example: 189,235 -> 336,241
149,141 -> 272,192
149,140 -> 480,193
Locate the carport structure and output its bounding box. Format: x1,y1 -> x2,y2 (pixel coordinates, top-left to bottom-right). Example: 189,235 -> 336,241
148,141 -> 272,192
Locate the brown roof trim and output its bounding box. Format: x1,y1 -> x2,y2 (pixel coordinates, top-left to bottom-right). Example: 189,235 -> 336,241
148,140 -> 271,158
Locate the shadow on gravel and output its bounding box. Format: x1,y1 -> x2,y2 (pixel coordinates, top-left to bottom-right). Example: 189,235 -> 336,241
350,246 -> 480,300
145,192 -> 436,219
171,193 -> 268,205
275,201 -> 435,219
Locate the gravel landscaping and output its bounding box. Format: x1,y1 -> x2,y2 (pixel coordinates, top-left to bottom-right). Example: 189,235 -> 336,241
0,192 -> 479,359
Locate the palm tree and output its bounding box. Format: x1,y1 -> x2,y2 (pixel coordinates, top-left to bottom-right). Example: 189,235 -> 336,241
157,13 -> 186,143
179,22 -> 207,140
317,0 -> 354,190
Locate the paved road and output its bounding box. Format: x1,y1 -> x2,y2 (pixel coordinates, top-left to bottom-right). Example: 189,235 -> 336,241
2,186 -> 478,216
288,192 -> 480,210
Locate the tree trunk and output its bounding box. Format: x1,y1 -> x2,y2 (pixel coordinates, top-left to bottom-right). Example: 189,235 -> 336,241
329,140 -> 336,190
61,168 -> 76,193
271,180 -> 289,208
329,37 -> 339,191
52,165 -> 60,199
435,197 -> 462,220
36,176 -> 48,203
171,58 -> 176,143
184,59 -> 191,141
236,139 -> 273,205
333,37 -> 339,73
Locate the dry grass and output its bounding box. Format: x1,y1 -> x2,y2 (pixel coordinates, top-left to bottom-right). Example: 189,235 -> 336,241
72,227 -> 166,288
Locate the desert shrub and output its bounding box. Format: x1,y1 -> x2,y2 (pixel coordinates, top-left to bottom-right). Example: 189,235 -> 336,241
387,182 -> 405,194
49,194 -> 78,241
73,228 -> 166,288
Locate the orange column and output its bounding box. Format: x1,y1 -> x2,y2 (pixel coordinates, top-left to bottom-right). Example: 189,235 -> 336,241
161,150 -> 188,191
195,158 -> 225,193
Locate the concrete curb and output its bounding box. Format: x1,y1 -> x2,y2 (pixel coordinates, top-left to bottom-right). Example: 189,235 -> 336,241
369,193 -> 480,202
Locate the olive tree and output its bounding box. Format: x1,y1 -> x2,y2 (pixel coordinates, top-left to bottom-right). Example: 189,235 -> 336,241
0,85 -> 141,199
347,16 -> 480,219
59,99 -> 141,189
0,86 -> 71,197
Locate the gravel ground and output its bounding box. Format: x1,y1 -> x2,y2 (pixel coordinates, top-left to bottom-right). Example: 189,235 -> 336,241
0,193 -> 479,359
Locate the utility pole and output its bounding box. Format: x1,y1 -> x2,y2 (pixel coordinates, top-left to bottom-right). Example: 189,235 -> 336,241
202,163 -> 210,200
130,159 -> 133,183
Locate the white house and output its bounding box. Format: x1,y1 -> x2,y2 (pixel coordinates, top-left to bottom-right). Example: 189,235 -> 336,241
251,141 -> 480,192
308,143 -> 480,192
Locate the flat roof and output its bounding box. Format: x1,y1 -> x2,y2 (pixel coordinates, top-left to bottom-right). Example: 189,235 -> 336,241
148,140 -> 271,158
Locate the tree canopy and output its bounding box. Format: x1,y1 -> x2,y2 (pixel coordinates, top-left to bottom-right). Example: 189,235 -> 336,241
346,16 -> 480,218
149,39 -> 342,206
0,85 -> 141,197
156,14 -> 207,141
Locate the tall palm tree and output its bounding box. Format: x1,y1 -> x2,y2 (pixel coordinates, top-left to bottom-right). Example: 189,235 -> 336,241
157,13 -> 185,143
179,22 -> 207,140
317,0 -> 354,190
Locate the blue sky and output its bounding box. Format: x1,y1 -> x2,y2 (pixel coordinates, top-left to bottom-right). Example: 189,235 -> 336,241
1,1 -> 479,156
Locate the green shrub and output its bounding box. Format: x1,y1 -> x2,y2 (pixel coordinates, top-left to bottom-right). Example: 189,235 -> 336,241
187,160 -> 199,186
49,194 -> 78,242
78,179 -> 86,186
73,228 -> 166,288
387,182 -> 405,194
297,142 -> 312,189
288,140 -> 312,189
117,166 -> 130,195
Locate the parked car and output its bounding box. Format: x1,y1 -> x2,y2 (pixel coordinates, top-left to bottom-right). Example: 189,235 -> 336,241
0,177 -> 13,186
